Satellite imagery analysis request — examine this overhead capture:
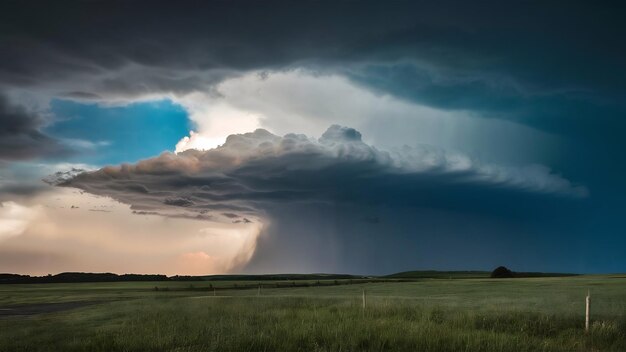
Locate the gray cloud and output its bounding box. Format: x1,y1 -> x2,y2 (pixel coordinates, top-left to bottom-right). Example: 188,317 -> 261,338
58,125 -> 586,223
1,1 -> 624,195
43,167 -> 87,185
2,2 -> 623,115
50,124 -> 593,273
1,1 -> 619,194
0,94 -> 70,161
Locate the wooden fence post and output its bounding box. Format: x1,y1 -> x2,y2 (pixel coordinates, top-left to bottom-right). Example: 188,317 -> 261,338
585,290 -> 591,332
258,283 -> 261,296
362,289 -> 366,312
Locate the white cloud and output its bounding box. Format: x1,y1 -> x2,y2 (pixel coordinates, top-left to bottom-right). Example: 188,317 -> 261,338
170,69 -> 559,165
173,95 -> 262,152
0,201 -> 39,241
62,139 -> 111,150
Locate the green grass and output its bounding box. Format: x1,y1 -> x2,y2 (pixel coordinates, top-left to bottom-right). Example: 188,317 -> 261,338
1,276 -> 625,351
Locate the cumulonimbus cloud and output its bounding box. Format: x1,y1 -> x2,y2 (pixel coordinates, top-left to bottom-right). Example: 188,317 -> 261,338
55,125 -> 588,224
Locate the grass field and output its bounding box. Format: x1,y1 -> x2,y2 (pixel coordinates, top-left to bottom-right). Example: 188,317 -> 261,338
1,275 -> 625,351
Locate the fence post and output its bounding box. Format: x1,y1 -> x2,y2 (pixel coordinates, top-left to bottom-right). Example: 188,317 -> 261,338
213,287 -> 216,296
362,288 -> 366,312
258,283 -> 261,296
585,290 -> 591,332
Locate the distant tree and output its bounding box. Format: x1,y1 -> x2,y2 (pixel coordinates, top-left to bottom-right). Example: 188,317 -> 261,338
491,266 -> 514,278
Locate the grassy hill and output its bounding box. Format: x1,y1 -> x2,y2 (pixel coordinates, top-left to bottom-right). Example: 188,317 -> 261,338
384,270 -> 580,279
384,270 -> 490,279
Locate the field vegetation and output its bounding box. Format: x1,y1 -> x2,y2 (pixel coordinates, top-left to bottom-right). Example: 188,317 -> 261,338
1,275 -> 625,351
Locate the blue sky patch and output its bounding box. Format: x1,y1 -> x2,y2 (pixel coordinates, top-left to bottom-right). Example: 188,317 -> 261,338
47,99 -> 193,166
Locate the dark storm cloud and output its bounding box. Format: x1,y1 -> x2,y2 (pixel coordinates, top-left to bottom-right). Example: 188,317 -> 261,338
0,94 -> 69,161
344,62 -> 626,145
2,2 -> 624,193
2,0 -> 622,185
57,125 -> 586,224
53,125 -> 600,273
2,1 -> 624,128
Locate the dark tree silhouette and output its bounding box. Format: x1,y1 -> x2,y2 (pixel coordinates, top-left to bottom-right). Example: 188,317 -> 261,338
491,266 -> 514,278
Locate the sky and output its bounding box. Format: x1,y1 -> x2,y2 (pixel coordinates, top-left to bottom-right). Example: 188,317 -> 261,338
0,1 -> 625,275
